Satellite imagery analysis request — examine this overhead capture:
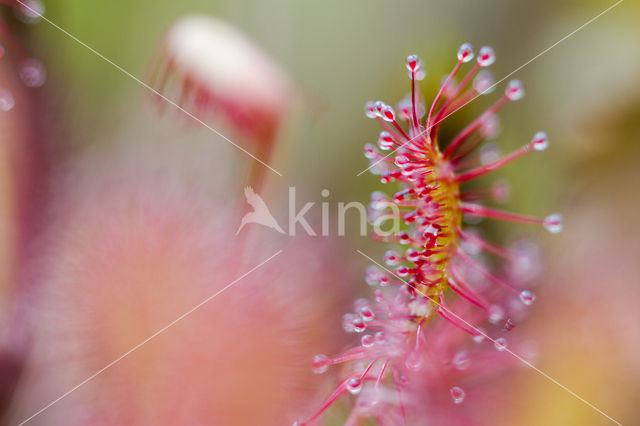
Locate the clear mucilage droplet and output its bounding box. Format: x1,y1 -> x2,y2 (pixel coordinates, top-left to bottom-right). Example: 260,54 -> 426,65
312,354 -> 330,374
396,265 -> 411,277
394,154 -> 410,168
494,337 -> 507,351
405,350 -> 423,371
19,59 -> 46,88
361,334 -> 375,348
405,248 -> 420,262
359,305 -> 375,322
450,386 -> 466,404
480,114 -> 500,139
378,131 -> 394,151
383,250 -> 401,266
352,317 -> 367,333
364,144 -> 378,159
504,318 -> 516,331
346,377 -> 363,394
543,214 -> 563,234
477,46 -> 496,67
473,70 -> 496,95
505,79 -> 525,101
365,265 -> 386,286
398,231 -> 411,245
0,89 -> 15,112
342,313 -> 358,332
406,54 -> 426,80
380,105 -> 396,122
480,142 -> 500,165
15,0 -> 44,24
519,290 -> 536,306
405,54 -> 421,72
488,305 -> 505,324
473,327 -> 486,343
531,131 -> 549,151
364,101 -> 377,118
492,180 -> 511,202
457,43 -> 474,63
452,350 -> 470,370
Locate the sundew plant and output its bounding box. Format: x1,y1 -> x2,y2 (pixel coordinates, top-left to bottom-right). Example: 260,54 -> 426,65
298,44 -> 561,425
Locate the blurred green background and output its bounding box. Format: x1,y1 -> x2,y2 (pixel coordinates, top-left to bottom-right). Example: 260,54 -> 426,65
23,0 -> 640,424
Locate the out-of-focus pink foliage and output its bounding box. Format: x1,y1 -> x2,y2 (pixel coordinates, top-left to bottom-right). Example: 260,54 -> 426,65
8,140 -> 352,425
